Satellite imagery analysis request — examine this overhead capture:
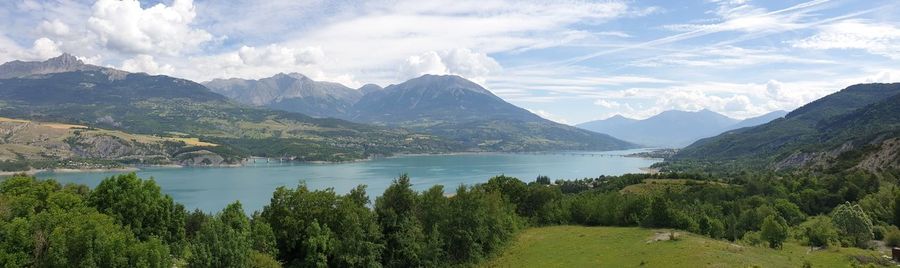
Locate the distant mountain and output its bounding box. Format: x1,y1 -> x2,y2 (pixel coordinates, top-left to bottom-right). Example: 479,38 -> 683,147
730,110 -> 789,129
0,53 -> 130,80
577,109 -> 785,147
675,83 -> 900,172
203,73 -> 363,117
351,74 -> 635,151
358,83 -> 384,95
352,74 -> 542,124
0,55 -> 453,162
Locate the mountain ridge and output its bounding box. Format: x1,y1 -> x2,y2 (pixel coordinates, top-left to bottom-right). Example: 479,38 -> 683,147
674,83 -> 900,172
576,109 -> 787,147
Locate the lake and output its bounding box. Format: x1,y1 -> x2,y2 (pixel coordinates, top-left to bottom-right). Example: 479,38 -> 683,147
35,149 -> 661,213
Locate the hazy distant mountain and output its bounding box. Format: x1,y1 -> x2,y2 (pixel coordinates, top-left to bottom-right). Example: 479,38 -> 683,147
577,110 -> 730,147
730,110 -> 789,129
677,83 -> 900,172
577,109 -> 789,147
351,74 -> 635,151
358,83 -> 384,95
203,73 -> 363,117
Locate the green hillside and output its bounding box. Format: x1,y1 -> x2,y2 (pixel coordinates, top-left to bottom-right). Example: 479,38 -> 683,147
674,83 -> 900,171
0,70 -> 455,162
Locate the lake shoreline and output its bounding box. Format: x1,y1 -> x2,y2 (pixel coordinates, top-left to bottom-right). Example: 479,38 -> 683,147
0,167 -> 140,177
4,148 -> 661,177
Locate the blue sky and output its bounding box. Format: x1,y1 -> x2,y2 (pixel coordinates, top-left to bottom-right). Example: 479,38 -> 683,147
1,0 -> 898,124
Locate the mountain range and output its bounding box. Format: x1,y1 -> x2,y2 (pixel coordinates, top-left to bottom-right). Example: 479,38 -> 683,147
205,73 -> 635,151
675,83 -> 900,172
204,73 -> 363,118
0,54 -> 457,164
576,109 -> 788,147
0,54 -> 635,169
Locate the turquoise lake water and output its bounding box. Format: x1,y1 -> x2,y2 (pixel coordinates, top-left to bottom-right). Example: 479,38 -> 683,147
35,149 -> 660,213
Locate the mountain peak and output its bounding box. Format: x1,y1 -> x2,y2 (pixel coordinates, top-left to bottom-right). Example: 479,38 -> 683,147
359,83 -> 383,95
0,53 -> 99,79
402,74 -> 493,96
46,53 -> 82,66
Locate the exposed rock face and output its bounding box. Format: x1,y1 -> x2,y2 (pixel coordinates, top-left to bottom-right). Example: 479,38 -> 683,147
0,54 -> 92,78
68,134 -> 172,160
175,150 -> 227,166
0,53 -> 128,80
857,138 -> 900,172
774,142 -> 855,170
203,73 -> 363,117
0,119 -> 232,166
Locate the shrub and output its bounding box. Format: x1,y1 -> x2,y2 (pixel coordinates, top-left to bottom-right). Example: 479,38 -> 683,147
741,231 -> 763,246
799,216 -> 839,248
761,215 -> 789,249
884,227 -> 900,247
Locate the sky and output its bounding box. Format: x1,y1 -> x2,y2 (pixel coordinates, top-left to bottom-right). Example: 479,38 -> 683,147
1,0 -> 899,124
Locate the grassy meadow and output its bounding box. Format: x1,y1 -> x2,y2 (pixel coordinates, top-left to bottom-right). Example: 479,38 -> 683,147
483,226 -> 888,268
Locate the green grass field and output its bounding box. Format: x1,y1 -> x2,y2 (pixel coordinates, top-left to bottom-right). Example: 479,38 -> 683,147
483,226 -> 889,268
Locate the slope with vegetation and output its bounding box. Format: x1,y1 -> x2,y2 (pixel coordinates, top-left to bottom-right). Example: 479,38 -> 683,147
0,55 -> 455,164
206,72 -> 637,152
673,83 -> 900,172
351,74 -> 635,151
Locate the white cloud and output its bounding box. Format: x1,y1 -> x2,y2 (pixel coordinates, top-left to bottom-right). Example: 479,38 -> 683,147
527,109 -> 570,125
87,0 -> 212,55
593,99 -> 622,109
632,45 -> 835,67
39,19 -> 70,36
120,55 -> 174,75
864,70 -> 899,83
238,45 -> 325,66
400,51 -> 448,78
30,37 -> 62,60
399,48 -> 501,83
180,45 -> 361,87
791,19 -> 900,59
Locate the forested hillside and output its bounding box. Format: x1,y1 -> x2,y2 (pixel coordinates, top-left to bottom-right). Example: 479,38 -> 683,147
674,83 -> 900,172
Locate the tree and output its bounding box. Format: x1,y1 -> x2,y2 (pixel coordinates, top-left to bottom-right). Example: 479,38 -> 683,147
444,185 -> 521,264
249,213 -> 278,257
303,220 -> 331,268
331,187 -> 383,267
831,202 -> 874,248
894,193 -> 900,228
535,175 -> 551,185
376,175 -> 426,267
261,183 -> 340,265
89,173 -> 185,246
643,196 -> 673,228
188,203 -> 252,268
760,215 -> 788,249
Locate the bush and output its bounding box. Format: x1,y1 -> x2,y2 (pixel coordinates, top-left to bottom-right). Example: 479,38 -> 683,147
741,231 -> 763,246
761,215 -> 789,249
872,225 -> 886,240
800,216 -> 839,248
884,227 -> 900,247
